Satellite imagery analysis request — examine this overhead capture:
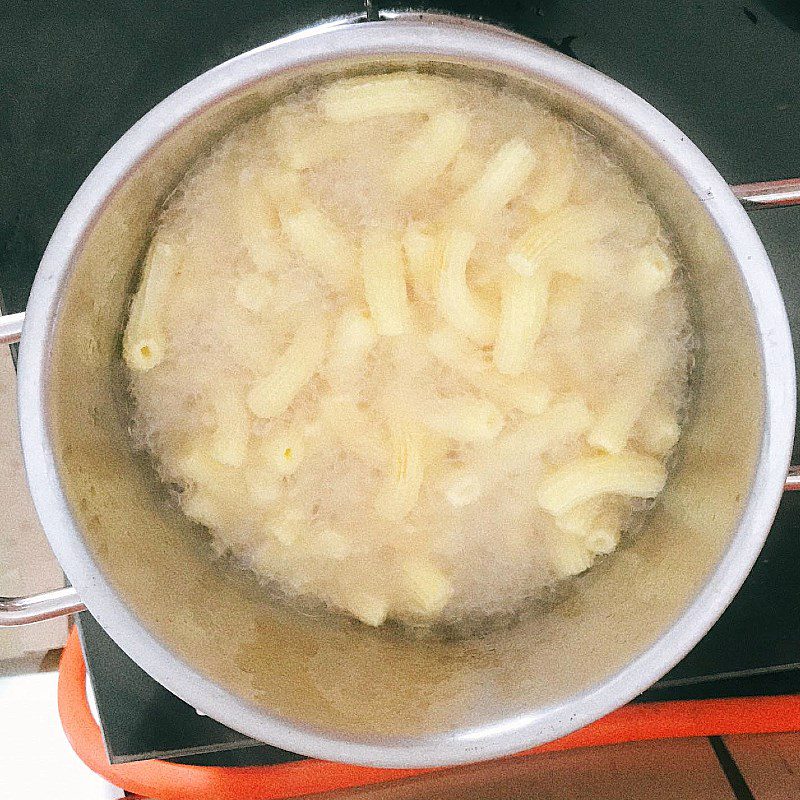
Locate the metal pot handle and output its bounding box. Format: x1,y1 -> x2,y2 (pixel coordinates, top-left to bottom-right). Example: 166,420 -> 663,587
1,313 -> 88,625
1,178 -> 799,625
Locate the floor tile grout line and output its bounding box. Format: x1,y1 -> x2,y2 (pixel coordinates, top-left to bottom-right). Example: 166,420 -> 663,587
709,736 -> 757,800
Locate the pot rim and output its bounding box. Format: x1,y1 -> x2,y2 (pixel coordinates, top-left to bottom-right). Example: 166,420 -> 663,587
16,12 -> 795,768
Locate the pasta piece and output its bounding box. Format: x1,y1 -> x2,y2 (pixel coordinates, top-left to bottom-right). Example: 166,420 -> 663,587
426,327 -> 550,414
388,110 -> 469,195
254,428 -> 306,477
436,228 -> 498,346
272,114 -> 353,171
634,398 -> 682,456
583,506 -> 622,555
452,138 -> 536,225
322,307 -> 378,395
526,123 -> 577,214
536,452 -> 667,515
628,242 -> 675,297
546,275 -> 584,334
402,557 -> 453,615
361,227 -> 412,336
315,528 -> 352,561
346,592 -> 389,627
421,396 -> 504,443
269,506 -> 307,546
551,533 -> 595,578
555,499 -> 622,556
402,223 -> 438,300
320,73 -> 449,122
494,270 -> 550,376
441,470 -> 483,508
491,396 -> 591,474
182,491 -> 224,529
236,175 -> 290,272
375,421 -> 425,521
506,202 -> 617,276
280,204 -> 355,287
247,321 -> 329,419
234,272 -> 277,313
175,447 -> 266,520
210,389 -> 250,468
588,358 -> 664,454
123,239 -> 181,371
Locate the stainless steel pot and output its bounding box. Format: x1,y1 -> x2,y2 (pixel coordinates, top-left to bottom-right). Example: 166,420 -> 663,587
2,11 -> 799,768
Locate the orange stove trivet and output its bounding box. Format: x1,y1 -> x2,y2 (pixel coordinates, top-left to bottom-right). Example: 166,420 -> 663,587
58,626 -> 800,800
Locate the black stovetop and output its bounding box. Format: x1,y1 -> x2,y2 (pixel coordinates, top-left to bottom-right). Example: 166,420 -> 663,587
2,0 -> 800,765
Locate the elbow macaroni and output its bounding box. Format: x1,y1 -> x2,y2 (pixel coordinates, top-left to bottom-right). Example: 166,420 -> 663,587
361,227 -> 412,336
210,389 -> 250,468
506,202 -> 617,277
452,138 -> 536,226
322,307 -> 378,394
128,71 -> 689,629
123,239 -> 181,371
494,270 -> 550,376
375,421 -> 426,521
320,73 -> 449,122
388,110 -> 469,195
247,320 -> 329,419
537,451 -> 667,515
436,228 -> 498,345
421,396 -> 505,443
280,204 -> 355,287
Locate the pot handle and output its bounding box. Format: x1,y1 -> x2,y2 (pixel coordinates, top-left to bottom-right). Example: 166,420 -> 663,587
2,178 -> 800,625
1,312 -> 88,626
731,178 -> 800,210
0,586 -> 86,626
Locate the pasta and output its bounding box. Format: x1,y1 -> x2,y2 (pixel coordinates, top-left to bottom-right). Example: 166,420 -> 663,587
123,239 -> 181,371
210,389 -> 250,468
420,396 -> 505,443
321,307 -> 378,395
280,204 -> 355,286
588,364 -> 662,454
628,242 -> 675,296
426,327 -> 551,414
388,110 -> 469,195
127,71 -> 690,630
537,452 -> 668,515
361,227 -> 412,336
402,222 -> 438,301
526,122 -> 577,214
634,398 -> 682,456
236,175 -> 289,272
555,499 -> 622,556
375,421 -> 426,521
452,138 -> 536,225
436,228 -> 498,345
494,270 -> 550,376
247,321 -> 329,419
506,202 -> 617,277
320,73 -> 449,122
402,558 -> 453,616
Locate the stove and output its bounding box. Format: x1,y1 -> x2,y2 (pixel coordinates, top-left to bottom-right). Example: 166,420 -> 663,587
2,0 -> 799,765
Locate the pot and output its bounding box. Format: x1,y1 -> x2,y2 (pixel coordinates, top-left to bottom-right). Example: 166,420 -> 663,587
1,11 -> 799,768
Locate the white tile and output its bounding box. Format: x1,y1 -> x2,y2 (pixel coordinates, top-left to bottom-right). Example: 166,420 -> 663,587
0,671 -> 122,800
